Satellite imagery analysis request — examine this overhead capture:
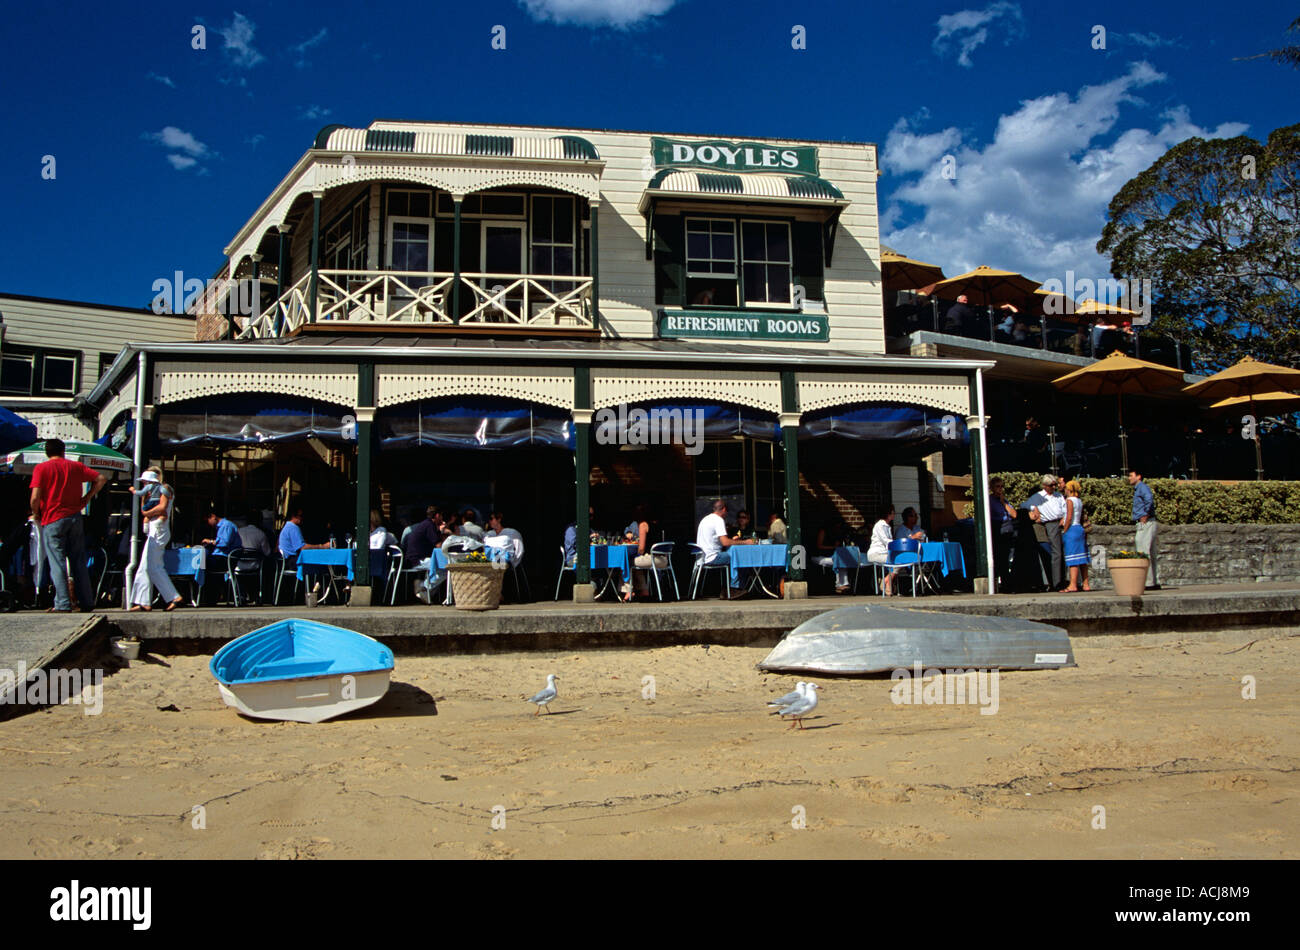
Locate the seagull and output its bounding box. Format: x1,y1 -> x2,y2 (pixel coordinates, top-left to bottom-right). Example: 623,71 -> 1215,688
775,683 -> 820,730
526,674 -> 559,716
767,682 -> 806,708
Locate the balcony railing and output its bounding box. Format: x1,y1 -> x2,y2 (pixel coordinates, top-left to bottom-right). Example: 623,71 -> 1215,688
238,270 -> 594,339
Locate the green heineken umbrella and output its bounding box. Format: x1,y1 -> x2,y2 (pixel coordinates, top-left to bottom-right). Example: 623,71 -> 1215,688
4,440 -> 134,476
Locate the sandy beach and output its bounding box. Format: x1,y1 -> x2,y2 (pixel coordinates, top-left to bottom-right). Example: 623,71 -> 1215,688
1,626 -> 1296,859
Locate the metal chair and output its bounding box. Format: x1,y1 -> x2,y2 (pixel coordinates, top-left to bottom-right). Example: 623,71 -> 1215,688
506,556 -> 530,602
688,543 -> 732,599
553,545 -> 576,600
648,541 -> 679,601
226,548 -> 265,606
389,546 -> 431,605
273,553 -> 302,605
878,539 -> 921,598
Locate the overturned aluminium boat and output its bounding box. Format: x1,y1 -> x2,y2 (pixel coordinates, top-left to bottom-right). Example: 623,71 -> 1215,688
210,619 -> 394,723
759,604 -> 1074,675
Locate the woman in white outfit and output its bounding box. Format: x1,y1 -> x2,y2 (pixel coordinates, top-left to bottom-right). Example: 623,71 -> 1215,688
865,505 -> 900,595
128,467 -> 184,612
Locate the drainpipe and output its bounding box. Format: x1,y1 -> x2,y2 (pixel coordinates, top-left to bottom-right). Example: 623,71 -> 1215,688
124,351 -> 147,605
308,191 -> 323,325
590,197 -> 600,327
451,194 -> 463,324
975,367 -> 995,595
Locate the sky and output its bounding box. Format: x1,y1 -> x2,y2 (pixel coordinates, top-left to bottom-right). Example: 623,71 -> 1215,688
1,0 -> 1296,309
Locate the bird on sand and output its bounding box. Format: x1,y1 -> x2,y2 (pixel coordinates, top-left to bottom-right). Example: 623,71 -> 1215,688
767,682 -> 806,708
526,674 -> 559,715
774,682 -> 820,729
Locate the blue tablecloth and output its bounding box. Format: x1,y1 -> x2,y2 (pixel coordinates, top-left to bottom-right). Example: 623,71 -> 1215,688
297,548 -> 354,581
591,544 -> 634,584
728,543 -> 787,588
431,546 -> 511,572
832,546 -> 864,569
920,541 -> 966,578
164,546 -> 206,586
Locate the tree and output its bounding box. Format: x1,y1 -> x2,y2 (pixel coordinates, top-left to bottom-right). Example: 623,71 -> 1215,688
1098,124 -> 1300,374
1236,16 -> 1300,68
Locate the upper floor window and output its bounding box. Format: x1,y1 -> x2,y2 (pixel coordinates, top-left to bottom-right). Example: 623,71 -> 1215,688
741,220 -> 792,305
531,195 -> 575,276
0,346 -> 80,397
685,218 -> 738,306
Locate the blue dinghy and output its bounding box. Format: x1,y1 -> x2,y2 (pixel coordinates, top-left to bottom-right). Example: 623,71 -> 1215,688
210,619 -> 395,723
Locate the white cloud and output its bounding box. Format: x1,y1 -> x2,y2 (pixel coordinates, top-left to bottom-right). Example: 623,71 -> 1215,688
220,12 -> 264,69
933,2 -> 1024,67
299,105 -> 332,121
518,0 -> 677,29
881,62 -> 1249,286
1119,31 -> 1180,49
290,27 -> 328,67
145,126 -> 211,172
147,72 -> 175,88
166,154 -> 198,170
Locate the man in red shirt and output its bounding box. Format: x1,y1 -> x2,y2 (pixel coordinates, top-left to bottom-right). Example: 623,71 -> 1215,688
30,439 -> 107,612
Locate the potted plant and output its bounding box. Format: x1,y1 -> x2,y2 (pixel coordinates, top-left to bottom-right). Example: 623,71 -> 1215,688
446,549 -> 505,611
1107,549 -> 1149,597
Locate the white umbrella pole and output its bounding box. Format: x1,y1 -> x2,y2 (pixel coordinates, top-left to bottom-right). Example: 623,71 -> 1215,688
124,352 -> 147,606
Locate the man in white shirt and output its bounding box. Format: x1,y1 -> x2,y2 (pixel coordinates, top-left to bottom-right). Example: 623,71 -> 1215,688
696,499 -> 753,597
1029,474 -> 1066,591
484,511 -> 524,564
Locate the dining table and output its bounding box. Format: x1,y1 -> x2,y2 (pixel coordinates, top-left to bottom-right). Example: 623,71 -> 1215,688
919,541 -> 967,578
590,543 -> 636,600
727,542 -> 788,597
163,546 -> 207,605
296,548 -> 355,605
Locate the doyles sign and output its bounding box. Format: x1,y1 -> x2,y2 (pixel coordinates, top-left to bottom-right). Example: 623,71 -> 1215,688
659,309 -> 828,342
652,137 -> 818,176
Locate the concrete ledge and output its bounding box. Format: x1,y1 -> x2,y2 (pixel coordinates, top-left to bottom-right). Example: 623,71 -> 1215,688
104,583 -> 1300,654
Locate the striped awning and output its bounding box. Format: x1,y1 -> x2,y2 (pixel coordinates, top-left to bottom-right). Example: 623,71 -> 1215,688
638,169 -> 848,212
315,126 -> 599,161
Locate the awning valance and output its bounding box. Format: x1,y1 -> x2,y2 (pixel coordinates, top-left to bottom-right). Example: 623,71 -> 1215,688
637,170 -> 849,214
799,405 -> 969,454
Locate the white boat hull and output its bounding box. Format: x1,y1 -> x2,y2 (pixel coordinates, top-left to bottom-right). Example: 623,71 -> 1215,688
759,604 -> 1075,675
216,669 -> 392,723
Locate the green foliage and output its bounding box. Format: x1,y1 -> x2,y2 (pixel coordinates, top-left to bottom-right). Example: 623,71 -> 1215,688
1097,122 -> 1300,374
973,473 -> 1300,525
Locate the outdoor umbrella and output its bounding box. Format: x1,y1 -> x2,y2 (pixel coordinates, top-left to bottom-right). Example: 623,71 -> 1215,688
3,440 -> 134,477
1184,357 -> 1300,478
881,251 -> 946,292
0,407 -> 38,455
929,265 -> 1042,341
1051,351 -> 1187,473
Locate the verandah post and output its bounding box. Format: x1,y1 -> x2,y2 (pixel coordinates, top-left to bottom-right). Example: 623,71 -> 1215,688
779,371 -> 806,598
352,361 -> 376,604
572,365 -> 593,601
308,191 -> 323,325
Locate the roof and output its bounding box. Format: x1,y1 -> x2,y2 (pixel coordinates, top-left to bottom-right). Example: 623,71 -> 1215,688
316,126 -> 600,161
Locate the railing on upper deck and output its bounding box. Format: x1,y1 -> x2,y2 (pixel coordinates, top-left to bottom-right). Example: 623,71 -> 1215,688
237,270 -> 594,339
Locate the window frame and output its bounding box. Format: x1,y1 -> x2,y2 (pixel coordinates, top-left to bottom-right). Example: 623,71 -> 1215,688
684,216 -> 738,280
740,218 -> 795,308
385,215 -> 434,273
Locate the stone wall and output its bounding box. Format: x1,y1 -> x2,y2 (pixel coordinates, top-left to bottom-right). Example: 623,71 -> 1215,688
1083,524 -> 1300,589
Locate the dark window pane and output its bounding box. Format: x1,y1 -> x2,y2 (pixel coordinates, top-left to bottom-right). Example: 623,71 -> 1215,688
533,198 -> 553,242
409,192 -> 431,217
388,192 -> 408,216
768,266 -> 790,302
687,233 -> 708,260
553,246 -> 573,275
768,226 -> 790,262
1,356 -> 33,393
743,263 -> 765,300
532,246 -> 552,275
553,198 -> 573,240
483,194 -> 523,215
713,233 -> 735,261
742,222 -> 763,256
43,356 -> 76,393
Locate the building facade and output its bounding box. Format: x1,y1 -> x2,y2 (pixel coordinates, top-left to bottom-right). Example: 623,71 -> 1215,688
87,120 -> 997,599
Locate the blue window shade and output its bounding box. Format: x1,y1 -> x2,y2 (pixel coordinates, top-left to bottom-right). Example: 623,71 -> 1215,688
379,399 -> 573,450
797,404 -> 968,450
592,401 -> 779,444
156,396 -> 355,446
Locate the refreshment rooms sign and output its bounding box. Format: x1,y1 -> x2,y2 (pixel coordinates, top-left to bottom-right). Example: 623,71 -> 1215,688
652,137 -> 819,176
658,309 -> 829,342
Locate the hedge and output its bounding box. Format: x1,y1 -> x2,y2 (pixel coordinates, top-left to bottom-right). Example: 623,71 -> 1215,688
968,473 -> 1300,525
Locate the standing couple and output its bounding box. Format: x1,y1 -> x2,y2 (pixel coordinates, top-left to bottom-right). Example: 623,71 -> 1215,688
126,466 -> 185,612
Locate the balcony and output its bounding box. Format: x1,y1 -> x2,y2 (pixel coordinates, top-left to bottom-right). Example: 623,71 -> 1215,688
237,270 -> 595,340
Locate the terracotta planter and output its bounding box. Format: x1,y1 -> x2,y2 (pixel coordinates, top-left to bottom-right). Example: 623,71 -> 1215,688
1109,558 -> 1149,596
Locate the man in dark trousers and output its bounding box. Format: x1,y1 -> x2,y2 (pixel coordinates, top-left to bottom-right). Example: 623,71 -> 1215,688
1129,468 -> 1160,589
1027,474 -> 1067,591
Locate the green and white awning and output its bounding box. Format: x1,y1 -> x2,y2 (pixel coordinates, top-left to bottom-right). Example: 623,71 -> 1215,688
316,126 -> 600,161
638,169 -> 848,212
4,440 -> 133,476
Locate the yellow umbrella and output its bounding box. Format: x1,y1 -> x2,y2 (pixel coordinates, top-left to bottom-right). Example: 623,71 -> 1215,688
881,251 -> 946,292
1073,298 -> 1142,318
1052,351 -> 1187,472
930,266 -> 1043,341
1209,390 -> 1300,413
1185,357 -> 1300,478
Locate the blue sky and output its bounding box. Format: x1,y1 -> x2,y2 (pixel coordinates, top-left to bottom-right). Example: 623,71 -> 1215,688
1,0 -> 1295,308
